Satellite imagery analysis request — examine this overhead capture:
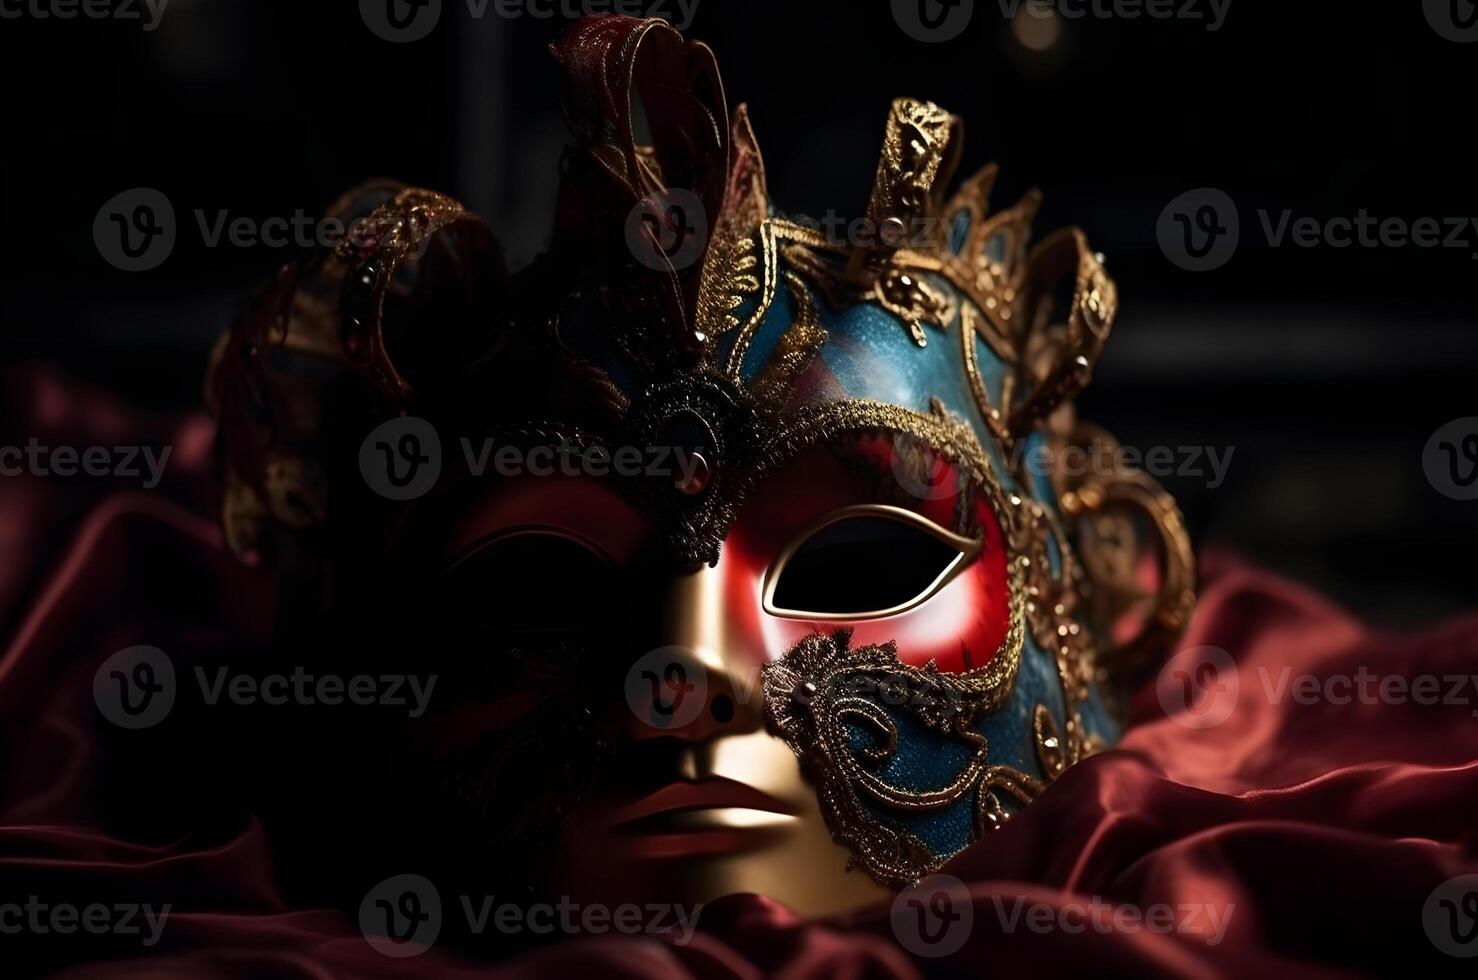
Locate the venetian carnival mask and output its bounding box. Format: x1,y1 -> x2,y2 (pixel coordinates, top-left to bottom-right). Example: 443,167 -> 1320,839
208,16 -> 1194,920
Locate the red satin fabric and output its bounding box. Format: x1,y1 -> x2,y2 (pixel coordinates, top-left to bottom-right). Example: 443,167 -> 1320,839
2,374 -> 1474,977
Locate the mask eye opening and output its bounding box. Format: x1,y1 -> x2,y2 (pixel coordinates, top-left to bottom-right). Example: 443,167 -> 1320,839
431,525 -> 621,639
440,524 -> 617,576
762,504 -> 983,621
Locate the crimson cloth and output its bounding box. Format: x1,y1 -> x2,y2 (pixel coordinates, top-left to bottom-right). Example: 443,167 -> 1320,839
1,368 -> 1474,978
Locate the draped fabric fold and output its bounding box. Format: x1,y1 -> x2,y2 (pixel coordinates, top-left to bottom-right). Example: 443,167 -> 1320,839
1,377 -> 1473,977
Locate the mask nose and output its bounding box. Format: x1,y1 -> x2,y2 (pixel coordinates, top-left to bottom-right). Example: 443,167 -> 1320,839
624,562 -> 763,745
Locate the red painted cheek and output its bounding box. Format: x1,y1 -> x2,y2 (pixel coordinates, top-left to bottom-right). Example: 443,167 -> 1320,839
722,540 -> 770,668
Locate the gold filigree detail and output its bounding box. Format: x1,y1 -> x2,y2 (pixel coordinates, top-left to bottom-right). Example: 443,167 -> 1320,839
763,630 -> 1037,888
1051,424 -> 1197,674
722,222 -> 780,378
976,763 -> 1046,833
861,99 -> 962,253
1006,230 -> 1118,436
767,99 -> 969,348
961,302 -> 1014,443
1010,492 -> 1098,762
698,106 -> 771,353
777,236 -> 959,349
762,98 -> 1123,433
875,268 -> 957,347
696,234 -> 759,341
749,272 -> 828,406
937,165 -> 1041,341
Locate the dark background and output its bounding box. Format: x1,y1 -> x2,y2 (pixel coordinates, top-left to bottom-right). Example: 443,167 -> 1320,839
0,0 -> 1473,623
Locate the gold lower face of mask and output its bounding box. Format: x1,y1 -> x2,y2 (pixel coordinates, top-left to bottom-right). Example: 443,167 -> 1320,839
544,556 -> 892,917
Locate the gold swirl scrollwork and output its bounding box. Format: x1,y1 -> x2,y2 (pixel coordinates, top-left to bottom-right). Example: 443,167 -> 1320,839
763,631 -> 1045,888
1051,424 -> 1197,676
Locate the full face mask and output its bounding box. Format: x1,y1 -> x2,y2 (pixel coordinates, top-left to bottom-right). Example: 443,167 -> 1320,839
209,15 -> 1195,919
